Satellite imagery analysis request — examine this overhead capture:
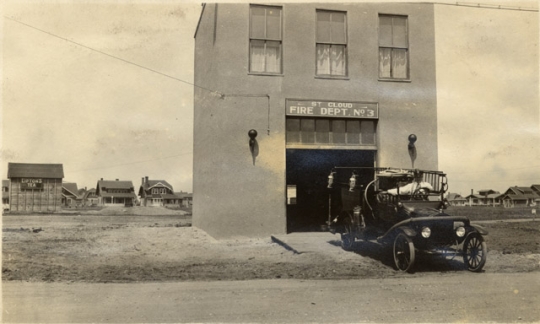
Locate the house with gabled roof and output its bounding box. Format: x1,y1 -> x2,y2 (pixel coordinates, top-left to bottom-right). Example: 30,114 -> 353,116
82,188 -> 99,206
531,185 -> 540,196
447,193 -> 467,206
62,182 -> 80,207
465,189 -> 501,206
7,162 -> 64,212
138,176 -> 180,207
499,186 -> 540,208
96,178 -> 136,207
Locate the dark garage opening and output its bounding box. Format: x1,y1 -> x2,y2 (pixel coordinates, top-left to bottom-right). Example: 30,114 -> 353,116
286,149 -> 375,233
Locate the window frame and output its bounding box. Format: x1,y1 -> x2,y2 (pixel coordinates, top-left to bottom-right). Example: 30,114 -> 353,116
378,14 -> 410,81
285,117 -> 378,150
315,9 -> 349,78
249,4 -> 283,75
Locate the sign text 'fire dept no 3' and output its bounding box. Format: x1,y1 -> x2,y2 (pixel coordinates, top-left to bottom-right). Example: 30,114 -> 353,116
286,100 -> 378,119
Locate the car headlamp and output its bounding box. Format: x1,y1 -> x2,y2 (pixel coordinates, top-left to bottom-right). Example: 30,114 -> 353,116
421,226 -> 431,238
455,226 -> 466,237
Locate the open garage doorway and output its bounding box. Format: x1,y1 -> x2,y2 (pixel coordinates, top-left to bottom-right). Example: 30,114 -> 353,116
286,149 -> 375,233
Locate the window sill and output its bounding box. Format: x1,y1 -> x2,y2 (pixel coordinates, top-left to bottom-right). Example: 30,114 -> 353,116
248,72 -> 284,77
315,76 -> 349,80
378,78 -> 412,83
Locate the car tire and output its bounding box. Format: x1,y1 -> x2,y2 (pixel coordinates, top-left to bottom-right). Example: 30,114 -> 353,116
393,232 -> 415,272
463,232 -> 487,272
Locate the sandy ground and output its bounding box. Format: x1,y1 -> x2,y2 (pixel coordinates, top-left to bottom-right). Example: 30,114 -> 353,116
2,208 -> 540,282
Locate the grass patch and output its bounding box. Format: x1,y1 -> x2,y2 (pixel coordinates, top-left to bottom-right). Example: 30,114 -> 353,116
446,206 -> 538,221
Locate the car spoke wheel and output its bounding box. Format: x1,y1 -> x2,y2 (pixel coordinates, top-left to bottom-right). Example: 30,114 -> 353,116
393,233 -> 415,272
463,233 -> 487,272
340,217 -> 354,251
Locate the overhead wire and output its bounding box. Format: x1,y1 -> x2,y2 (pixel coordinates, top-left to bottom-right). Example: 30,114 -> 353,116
4,16 -> 224,98
429,1 -> 538,11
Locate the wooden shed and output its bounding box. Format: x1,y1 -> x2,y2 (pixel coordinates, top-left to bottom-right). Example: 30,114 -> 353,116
7,163 -> 64,212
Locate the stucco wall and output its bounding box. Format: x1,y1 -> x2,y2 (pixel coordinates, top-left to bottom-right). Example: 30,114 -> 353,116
193,3 -> 438,238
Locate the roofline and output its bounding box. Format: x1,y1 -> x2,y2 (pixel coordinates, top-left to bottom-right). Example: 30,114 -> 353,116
194,3 -> 206,39
63,187 -> 79,197
146,182 -> 173,191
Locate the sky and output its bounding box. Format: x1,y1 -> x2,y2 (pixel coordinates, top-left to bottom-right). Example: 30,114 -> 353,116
1,0 -> 539,196
434,1 -> 539,195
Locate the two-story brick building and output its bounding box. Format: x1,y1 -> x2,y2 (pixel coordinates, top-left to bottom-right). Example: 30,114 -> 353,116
193,3 -> 439,238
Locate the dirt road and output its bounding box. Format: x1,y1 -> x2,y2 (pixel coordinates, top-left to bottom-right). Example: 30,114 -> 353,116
3,273 -> 539,323
2,211 -> 540,323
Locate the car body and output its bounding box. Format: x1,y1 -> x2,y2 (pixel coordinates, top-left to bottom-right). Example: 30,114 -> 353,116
327,167 -> 487,272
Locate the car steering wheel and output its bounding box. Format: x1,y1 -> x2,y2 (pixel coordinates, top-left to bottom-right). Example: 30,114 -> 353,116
412,188 -> 430,200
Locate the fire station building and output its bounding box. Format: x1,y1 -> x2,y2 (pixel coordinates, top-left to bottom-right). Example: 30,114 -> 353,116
193,2 -> 438,238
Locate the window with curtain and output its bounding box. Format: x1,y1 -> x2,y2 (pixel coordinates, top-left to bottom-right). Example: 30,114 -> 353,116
379,15 -> 409,79
316,10 -> 347,77
250,5 -> 282,74
286,118 -> 377,146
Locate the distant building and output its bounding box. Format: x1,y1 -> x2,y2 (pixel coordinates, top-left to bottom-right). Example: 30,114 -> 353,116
465,189 -> 501,206
499,186 -> 539,208
96,179 -> 136,207
82,188 -> 99,206
61,182 -> 80,207
176,192 -> 193,208
447,193 -> 467,206
138,176 -> 179,207
2,180 -> 10,210
7,163 -> 64,212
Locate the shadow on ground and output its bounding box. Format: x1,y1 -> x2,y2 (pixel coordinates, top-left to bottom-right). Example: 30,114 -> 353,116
328,239 -> 468,273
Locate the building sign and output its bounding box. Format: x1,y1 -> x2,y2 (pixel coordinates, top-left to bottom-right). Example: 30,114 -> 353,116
21,178 -> 43,189
286,100 -> 378,119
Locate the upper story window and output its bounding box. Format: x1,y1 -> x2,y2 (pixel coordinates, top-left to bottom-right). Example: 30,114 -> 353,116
379,15 -> 409,80
152,187 -> 168,194
249,5 -> 282,74
316,10 -> 347,77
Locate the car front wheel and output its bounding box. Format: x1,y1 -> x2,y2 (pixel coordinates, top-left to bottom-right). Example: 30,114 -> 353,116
463,232 -> 487,272
393,232 -> 415,272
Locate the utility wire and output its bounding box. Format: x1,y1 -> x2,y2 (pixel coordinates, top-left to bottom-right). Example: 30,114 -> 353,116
4,16 -> 224,97
429,1 -> 538,11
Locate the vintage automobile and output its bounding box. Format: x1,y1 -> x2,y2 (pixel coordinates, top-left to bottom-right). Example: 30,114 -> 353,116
326,167 -> 487,272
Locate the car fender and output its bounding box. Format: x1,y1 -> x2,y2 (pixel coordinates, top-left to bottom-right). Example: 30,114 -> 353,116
468,223 -> 489,236
396,226 -> 417,238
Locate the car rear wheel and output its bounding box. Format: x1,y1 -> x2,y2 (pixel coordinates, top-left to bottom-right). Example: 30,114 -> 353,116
393,233 -> 415,272
340,216 -> 354,251
463,233 -> 487,272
